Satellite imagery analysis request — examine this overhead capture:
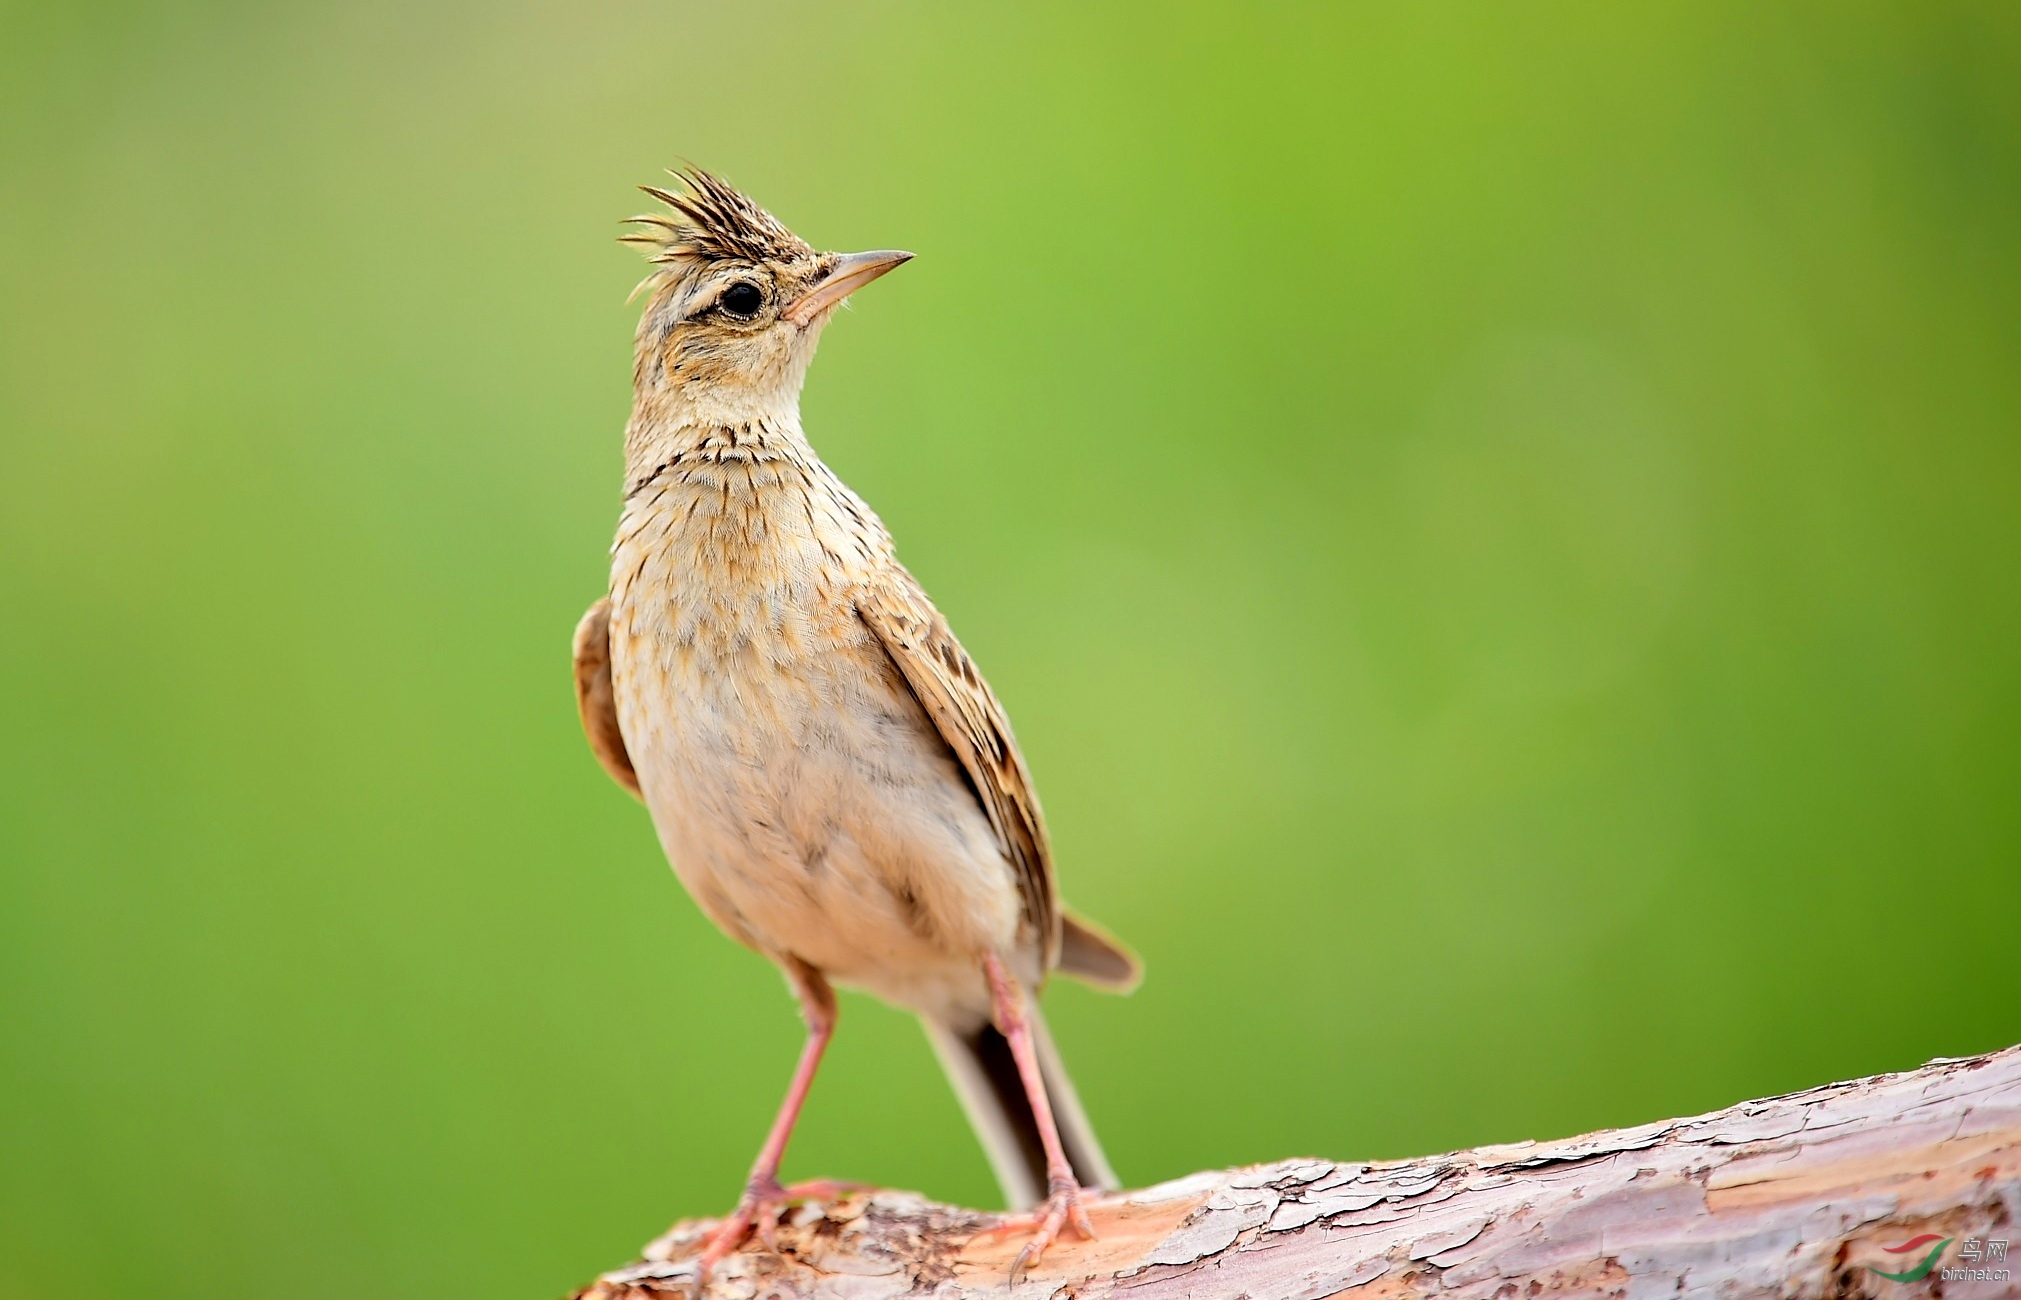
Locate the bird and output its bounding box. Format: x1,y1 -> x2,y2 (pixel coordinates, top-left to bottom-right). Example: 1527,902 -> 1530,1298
570,165 -> 1141,1280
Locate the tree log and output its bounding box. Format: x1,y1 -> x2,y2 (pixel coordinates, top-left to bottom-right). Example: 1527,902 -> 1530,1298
576,1045 -> 2021,1299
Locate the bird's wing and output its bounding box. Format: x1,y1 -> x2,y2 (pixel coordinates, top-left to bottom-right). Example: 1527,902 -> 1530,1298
857,566 -> 1059,966
572,598 -> 641,800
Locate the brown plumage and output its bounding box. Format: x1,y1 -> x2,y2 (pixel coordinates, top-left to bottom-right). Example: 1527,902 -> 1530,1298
856,568 -> 1057,963
571,598 -> 638,799
620,166 -> 814,267
571,167 -> 1138,1282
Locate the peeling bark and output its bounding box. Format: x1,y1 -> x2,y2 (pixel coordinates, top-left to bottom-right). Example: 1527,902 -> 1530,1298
577,1045 -> 2021,1299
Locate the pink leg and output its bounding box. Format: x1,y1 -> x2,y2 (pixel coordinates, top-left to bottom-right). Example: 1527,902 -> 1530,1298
695,961 -> 858,1274
982,951 -> 1096,1277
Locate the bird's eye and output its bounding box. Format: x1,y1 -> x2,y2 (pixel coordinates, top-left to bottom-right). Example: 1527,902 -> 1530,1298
718,281 -> 764,320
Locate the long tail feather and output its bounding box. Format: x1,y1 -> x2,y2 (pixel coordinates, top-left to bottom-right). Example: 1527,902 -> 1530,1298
923,1005 -> 1117,1211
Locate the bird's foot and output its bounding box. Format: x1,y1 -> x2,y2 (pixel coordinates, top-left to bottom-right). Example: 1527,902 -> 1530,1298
978,1176 -> 1098,1280
695,1177 -> 868,1276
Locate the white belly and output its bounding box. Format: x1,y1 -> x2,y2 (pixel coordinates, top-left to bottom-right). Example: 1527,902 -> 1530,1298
612,613 -> 1022,1022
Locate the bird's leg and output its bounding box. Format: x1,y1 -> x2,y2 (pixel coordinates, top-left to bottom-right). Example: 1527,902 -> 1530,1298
980,950 -> 1096,1278
695,960 -> 858,1274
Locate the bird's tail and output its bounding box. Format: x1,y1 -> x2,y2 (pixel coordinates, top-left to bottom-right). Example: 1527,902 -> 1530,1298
923,1003 -> 1118,1211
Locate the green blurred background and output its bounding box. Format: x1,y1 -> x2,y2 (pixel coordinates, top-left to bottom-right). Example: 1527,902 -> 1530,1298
4,3 -> 2018,1296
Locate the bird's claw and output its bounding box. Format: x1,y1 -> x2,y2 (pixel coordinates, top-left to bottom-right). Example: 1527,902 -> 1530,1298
997,1179 -> 1097,1281
694,1178 -> 868,1278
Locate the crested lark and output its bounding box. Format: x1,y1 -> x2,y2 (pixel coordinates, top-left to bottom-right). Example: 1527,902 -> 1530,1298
571,167 -> 1139,1278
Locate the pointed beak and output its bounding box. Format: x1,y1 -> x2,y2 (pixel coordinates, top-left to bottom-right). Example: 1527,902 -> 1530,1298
782,249 -> 914,326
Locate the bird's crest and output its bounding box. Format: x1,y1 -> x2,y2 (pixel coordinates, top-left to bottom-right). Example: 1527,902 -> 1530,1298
620,166 -> 813,270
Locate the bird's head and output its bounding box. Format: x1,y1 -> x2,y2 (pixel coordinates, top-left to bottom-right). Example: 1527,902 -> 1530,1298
621,167 -> 910,420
